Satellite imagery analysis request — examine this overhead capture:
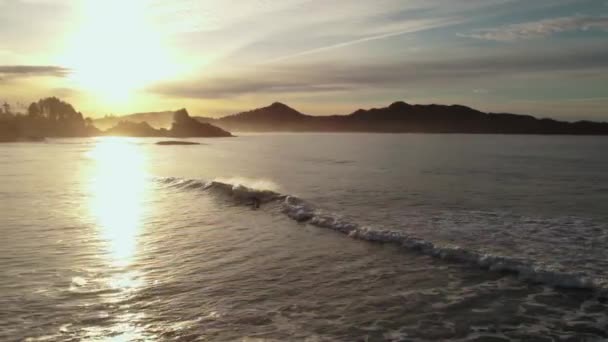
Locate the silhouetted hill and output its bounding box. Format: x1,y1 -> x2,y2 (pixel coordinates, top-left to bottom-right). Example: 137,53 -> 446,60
223,102 -> 305,123
170,109 -> 232,137
0,97 -> 99,141
200,101 -> 608,135
11,97 -> 604,140
103,109 -> 232,138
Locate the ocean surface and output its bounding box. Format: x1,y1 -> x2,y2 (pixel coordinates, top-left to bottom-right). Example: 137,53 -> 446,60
1,134 -> 607,341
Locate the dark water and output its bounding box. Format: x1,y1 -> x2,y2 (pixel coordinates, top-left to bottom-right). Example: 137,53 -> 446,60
1,134 -> 607,341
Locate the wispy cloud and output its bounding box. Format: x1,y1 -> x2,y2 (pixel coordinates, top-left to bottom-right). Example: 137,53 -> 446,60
269,17 -> 461,62
0,65 -> 70,78
460,16 -> 608,41
150,78 -> 350,99
150,45 -> 608,99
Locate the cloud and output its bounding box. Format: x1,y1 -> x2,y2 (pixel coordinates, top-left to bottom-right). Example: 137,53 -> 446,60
150,46 -> 608,99
0,65 -> 70,78
269,17 -> 461,62
150,78 -> 350,99
460,16 -> 608,41
160,0 -> 513,67
473,89 -> 489,94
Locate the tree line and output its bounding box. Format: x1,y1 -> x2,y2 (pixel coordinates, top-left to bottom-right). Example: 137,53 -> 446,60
0,97 -> 99,141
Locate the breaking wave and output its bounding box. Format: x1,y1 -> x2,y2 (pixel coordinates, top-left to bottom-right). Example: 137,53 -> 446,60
158,176 -> 284,203
156,176 -> 608,294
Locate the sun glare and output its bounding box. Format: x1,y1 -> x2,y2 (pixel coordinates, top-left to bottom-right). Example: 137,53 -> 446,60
60,0 -> 179,103
87,137 -> 148,267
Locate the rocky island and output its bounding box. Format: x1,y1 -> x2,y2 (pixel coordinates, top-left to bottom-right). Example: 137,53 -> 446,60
103,109 -> 232,138
155,141 -> 201,145
0,97 -> 232,142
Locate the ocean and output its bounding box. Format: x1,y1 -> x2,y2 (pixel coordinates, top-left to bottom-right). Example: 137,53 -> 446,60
1,134 -> 607,341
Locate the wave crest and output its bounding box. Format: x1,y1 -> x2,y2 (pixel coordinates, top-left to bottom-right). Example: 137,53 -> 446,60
156,177 -> 607,294
158,176 -> 284,203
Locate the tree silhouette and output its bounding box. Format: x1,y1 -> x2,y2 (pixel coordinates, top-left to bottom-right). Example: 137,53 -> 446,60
27,102 -> 41,118
2,102 -> 10,115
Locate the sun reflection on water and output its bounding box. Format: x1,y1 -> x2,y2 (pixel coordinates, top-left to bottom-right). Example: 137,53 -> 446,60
87,137 -> 148,268
85,137 -> 151,340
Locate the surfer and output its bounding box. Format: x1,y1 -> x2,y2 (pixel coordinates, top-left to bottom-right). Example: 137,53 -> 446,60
251,197 -> 261,209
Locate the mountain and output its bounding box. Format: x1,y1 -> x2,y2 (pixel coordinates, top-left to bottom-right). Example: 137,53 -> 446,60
92,101 -> 608,135
195,102 -> 316,132
197,101 -> 608,135
98,103 -> 310,132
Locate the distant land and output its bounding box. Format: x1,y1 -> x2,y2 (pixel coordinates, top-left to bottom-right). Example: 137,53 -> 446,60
105,109 -> 232,138
0,97 -> 231,142
95,101 -> 608,135
3,97 -> 608,142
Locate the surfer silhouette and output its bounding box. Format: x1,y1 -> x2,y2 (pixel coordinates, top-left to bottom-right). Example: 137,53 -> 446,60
251,197 -> 261,209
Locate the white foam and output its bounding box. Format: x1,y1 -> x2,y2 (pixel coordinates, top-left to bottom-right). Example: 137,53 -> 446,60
156,176 -> 608,293
279,190 -> 607,292
157,176 -> 283,203
213,177 -> 280,192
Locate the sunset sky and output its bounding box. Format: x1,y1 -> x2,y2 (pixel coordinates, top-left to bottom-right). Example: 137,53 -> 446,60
1,0 -> 607,120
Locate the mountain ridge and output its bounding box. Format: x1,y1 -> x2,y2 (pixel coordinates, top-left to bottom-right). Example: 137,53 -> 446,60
95,101 -> 608,135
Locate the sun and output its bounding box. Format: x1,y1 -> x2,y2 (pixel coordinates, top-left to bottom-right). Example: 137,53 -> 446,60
59,0 -> 179,104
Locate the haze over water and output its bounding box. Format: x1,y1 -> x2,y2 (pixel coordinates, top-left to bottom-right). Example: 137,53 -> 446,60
1,134 -> 607,341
